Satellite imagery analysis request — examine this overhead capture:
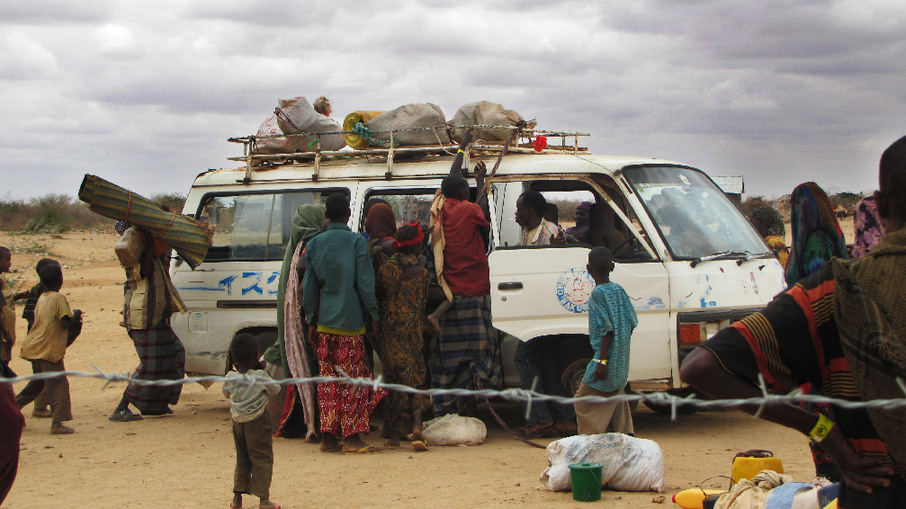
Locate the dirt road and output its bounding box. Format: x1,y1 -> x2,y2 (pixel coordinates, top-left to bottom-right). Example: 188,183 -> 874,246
2,232 -> 819,509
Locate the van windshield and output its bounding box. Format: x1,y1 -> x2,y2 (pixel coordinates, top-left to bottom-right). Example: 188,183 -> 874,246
623,166 -> 769,260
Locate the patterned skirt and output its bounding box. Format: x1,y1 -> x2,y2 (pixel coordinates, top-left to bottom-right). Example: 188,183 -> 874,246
124,320 -> 185,415
431,295 -> 500,414
317,332 -> 386,438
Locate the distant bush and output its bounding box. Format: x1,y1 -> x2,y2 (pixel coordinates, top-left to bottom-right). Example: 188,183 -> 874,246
0,192 -> 186,233
150,193 -> 187,214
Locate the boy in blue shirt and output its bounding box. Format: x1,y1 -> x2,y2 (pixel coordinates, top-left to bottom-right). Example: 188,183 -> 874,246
574,247 -> 638,435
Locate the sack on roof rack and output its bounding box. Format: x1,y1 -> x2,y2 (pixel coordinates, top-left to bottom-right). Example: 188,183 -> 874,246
451,101 -> 533,143
364,103 -> 449,147
252,97 -> 346,154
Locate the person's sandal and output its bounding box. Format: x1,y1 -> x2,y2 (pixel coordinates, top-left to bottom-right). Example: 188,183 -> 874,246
109,409 -> 143,422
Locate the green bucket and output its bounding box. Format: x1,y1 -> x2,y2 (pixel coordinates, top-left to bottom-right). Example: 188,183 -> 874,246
569,462 -> 603,502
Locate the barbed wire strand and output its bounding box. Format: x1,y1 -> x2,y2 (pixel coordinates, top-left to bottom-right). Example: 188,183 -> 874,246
4,367 -> 906,418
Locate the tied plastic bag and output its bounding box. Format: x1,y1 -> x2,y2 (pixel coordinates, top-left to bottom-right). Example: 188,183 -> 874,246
540,433 -> 665,493
252,97 -> 345,154
421,414 -> 487,446
365,103 -> 448,146
115,226 -> 147,268
451,101 -> 535,143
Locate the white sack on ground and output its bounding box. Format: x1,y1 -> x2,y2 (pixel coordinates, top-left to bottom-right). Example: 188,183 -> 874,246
422,414 -> 486,446
540,433 -> 666,493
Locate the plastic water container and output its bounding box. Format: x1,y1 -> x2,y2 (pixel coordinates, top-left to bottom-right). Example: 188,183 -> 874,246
731,450 -> 783,483
569,462 -> 603,502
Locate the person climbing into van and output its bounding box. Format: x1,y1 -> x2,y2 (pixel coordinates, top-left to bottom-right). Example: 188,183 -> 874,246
375,223 -> 431,451
109,221 -> 187,422
573,247 -> 637,436
429,130 -> 500,416
303,194 -> 386,453
680,135 -> 906,508
263,204 -> 326,440
513,190 -> 577,437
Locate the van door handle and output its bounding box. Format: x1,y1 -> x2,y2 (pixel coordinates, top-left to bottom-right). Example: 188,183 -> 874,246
498,282 -> 523,290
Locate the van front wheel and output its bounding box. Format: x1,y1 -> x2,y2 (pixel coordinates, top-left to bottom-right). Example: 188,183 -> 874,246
559,359 -> 639,412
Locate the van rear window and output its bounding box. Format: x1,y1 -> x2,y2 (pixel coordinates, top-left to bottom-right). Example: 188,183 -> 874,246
197,191 -> 336,262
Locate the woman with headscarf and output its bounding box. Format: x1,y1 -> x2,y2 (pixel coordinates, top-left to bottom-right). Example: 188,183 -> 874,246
784,182 -> 849,481
852,196 -> 886,260
374,224 -> 431,451
749,206 -> 790,268
262,204 -> 325,440
364,202 -> 398,271
785,182 -> 849,286
565,201 -> 593,244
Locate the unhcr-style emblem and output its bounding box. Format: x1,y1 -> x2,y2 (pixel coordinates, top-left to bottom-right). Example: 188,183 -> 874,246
556,268 -> 595,313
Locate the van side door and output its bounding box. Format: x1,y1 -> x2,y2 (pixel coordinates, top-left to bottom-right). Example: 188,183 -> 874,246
486,176 -> 672,386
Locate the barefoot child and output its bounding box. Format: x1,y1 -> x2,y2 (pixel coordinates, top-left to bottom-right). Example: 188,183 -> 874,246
14,264 -> 83,434
375,223 -> 431,451
573,247 -> 638,435
223,333 -> 280,509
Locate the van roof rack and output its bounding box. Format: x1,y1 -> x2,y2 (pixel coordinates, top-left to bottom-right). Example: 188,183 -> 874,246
227,124 -> 589,182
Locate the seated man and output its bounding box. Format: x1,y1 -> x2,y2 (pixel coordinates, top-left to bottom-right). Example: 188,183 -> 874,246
680,135 -> 906,508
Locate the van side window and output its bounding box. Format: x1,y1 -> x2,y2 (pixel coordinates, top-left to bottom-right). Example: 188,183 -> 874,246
496,179 -> 652,261
198,191 -> 337,262
360,189 -> 437,231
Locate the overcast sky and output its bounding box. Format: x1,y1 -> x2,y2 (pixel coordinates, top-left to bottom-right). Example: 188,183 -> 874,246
2,0 -> 904,201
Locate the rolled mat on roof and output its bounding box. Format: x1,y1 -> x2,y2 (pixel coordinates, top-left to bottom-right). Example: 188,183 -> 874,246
78,174 -> 212,269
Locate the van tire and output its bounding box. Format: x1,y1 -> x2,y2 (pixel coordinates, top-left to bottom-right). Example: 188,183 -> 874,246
560,358 -> 591,396
556,336 -> 594,396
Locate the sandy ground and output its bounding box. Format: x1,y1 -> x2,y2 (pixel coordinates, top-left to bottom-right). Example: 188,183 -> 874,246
1,231 -> 826,509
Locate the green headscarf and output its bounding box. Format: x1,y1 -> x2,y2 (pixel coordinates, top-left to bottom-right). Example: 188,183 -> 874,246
262,204 -> 326,370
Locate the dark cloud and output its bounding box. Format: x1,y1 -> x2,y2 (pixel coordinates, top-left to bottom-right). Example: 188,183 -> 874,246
0,1 -> 903,199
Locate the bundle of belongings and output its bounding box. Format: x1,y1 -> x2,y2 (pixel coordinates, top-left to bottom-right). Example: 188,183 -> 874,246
540,433 -> 666,493
252,97 -> 346,154
706,470 -> 838,509
78,174 -> 212,269
421,414 -> 486,446
343,101 -> 534,149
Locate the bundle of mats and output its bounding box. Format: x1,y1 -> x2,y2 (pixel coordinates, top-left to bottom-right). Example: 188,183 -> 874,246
78,174 -> 212,269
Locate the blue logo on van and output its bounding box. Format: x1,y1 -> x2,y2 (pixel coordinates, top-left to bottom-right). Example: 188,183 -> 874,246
556,268 -> 595,314
178,271 -> 280,296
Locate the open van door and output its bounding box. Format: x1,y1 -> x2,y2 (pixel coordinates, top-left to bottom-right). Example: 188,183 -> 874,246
486,177 -> 673,386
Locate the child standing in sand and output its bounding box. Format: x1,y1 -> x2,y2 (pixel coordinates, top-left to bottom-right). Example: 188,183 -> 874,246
14,264 -> 83,434
14,258 -> 61,419
223,333 -> 280,509
573,247 -> 637,435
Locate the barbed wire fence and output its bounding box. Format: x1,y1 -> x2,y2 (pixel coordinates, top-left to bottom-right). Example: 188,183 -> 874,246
5,367 -> 906,422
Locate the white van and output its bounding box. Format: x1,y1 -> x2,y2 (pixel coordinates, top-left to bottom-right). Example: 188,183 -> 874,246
171,129 -> 786,407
